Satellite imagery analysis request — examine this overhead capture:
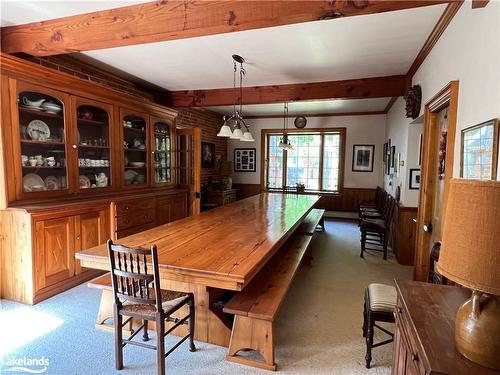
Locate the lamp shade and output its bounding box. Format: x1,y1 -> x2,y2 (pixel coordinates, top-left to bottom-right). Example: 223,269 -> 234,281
437,179 -> 500,295
217,124 -> 233,137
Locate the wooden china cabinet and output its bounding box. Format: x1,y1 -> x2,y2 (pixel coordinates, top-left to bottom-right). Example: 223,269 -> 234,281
0,53 -> 189,304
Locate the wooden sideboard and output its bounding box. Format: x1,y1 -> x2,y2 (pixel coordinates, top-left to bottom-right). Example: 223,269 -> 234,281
206,189 -> 237,207
393,280 -> 499,375
0,190 -> 187,305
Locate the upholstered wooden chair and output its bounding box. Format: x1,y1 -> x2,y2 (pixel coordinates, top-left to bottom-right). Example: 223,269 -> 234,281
362,244 -> 449,368
359,196 -> 395,260
107,240 -> 196,375
359,186 -> 384,211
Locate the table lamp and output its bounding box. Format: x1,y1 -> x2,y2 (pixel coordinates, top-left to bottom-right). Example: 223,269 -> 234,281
437,179 -> 500,370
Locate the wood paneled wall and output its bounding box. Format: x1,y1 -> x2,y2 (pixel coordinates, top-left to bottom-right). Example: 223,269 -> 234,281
176,108 -> 227,185
233,183 -> 262,200
390,205 -> 418,266
317,188 -> 376,212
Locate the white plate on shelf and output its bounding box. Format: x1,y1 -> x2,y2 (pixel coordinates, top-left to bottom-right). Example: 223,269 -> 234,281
124,170 -> 138,184
23,173 -> 46,192
130,162 -> 146,168
27,119 -> 50,141
44,176 -> 60,190
79,175 -> 91,189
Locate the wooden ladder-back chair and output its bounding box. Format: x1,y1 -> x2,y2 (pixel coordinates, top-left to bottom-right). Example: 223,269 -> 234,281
107,240 -> 196,375
359,196 -> 395,260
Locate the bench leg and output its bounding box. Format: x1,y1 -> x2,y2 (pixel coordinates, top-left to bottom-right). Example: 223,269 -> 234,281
95,290 -> 133,335
226,316 -> 276,371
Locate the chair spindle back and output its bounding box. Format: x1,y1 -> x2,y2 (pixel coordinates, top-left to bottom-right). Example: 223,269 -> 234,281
107,240 -> 163,309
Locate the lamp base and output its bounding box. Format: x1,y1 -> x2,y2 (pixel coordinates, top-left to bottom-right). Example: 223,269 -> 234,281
455,291 -> 500,370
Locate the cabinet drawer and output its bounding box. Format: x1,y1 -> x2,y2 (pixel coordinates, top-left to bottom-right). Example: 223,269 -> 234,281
115,199 -> 155,216
116,209 -> 155,230
116,222 -> 156,239
395,299 -> 426,375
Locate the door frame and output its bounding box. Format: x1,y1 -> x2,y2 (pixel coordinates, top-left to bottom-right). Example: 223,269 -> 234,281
414,81 -> 459,281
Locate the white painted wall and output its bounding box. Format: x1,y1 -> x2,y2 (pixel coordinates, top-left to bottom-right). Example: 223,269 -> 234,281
383,97 -> 423,207
413,2 -> 500,179
384,3 -> 500,205
228,115 -> 386,188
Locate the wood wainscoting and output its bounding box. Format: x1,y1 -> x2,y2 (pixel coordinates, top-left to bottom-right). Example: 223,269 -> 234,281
233,184 -> 262,200
390,205 -> 418,266
233,185 -> 375,212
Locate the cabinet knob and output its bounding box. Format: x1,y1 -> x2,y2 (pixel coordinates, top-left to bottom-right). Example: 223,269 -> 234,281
76,235 -> 80,240
72,144 -> 77,149
398,307 -> 403,314
144,215 -> 148,220
411,353 -> 418,362
124,206 -> 129,211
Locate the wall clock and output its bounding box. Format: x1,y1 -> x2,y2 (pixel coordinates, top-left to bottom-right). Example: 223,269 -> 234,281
294,116 -> 307,128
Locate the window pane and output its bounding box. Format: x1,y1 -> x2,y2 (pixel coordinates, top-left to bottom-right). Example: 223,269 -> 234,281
462,123 -> 494,179
267,135 -> 283,189
323,134 -> 341,191
286,134 -> 321,190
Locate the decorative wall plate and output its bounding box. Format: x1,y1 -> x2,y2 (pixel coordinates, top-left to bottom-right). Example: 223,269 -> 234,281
23,173 -> 45,192
44,176 -> 60,190
79,175 -> 91,189
124,170 -> 138,184
27,119 -> 50,141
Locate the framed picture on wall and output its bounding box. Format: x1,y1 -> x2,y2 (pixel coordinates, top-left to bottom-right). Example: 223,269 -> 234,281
409,168 -> 421,189
234,148 -> 256,172
352,144 -> 374,172
460,119 -> 499,180
390,145 -> 396,168
201,142 -> 215,168
383,142 -> 388,163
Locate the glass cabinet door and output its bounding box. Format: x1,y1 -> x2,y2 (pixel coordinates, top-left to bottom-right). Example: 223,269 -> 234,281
17,83 -> 70,194
121,109 -> 149,188
75,98 -> 113,190
152,118 -> 173,186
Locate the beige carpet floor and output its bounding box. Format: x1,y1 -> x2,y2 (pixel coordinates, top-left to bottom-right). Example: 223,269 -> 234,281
0,220 -> 412,374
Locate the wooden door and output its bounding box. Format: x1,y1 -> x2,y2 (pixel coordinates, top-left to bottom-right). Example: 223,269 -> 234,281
74,209 -> 109,274
34,216 -> 75,291
414,81 -> 459,281
176,128 -> 201,215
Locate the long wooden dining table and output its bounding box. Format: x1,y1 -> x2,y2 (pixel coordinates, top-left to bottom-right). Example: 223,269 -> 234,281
76,193 -> 320,347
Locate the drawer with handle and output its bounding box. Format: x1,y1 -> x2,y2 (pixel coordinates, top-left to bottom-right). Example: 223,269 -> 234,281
395,299 -> 426,375
116,209 -> 155,231
115,199 -> 155,217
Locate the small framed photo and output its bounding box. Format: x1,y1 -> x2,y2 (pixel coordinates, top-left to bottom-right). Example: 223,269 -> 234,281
390,145 -> 396,168
234,148 -> 256,172
383,142 -> 388,163
352,144 -> 375,172
409,168 -> 421,190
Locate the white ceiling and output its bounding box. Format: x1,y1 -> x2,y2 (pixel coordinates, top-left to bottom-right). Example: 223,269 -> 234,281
0,1 -> 446,115
207,97 -> 391,117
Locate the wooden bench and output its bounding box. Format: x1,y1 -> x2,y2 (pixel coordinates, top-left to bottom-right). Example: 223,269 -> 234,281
297,208 -> 326,235
88,273 -> 133,335
223,234 -> 313,370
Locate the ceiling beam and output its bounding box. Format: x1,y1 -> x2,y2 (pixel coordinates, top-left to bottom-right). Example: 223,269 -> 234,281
471,1 -> 489,9
384,97 -> 398,113
170,75 -> 407,107
1,0 -> 453,57
406,1 -> 463,79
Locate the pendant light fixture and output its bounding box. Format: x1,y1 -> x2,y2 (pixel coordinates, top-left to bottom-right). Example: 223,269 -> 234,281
217,55 -> 254,142
278,102 -> 293,150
